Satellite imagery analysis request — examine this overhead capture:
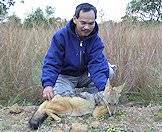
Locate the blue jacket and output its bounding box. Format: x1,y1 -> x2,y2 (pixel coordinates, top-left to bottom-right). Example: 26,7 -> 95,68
41,19 -> 109,91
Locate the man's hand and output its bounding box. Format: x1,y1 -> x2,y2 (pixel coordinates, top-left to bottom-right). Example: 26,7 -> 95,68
43,86 -> 54,100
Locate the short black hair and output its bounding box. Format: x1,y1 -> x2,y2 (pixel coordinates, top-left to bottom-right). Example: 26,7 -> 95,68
74,3 -> 97,19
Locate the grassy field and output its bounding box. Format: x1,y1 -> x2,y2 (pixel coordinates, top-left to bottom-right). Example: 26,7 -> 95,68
0,21 -> 162,106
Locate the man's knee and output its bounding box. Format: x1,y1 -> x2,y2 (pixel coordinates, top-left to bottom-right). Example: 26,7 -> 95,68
54,75 -> 75,96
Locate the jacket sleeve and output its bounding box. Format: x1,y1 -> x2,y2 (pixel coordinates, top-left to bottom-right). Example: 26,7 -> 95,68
41,33 -> 64,88
88,36 -> 109,91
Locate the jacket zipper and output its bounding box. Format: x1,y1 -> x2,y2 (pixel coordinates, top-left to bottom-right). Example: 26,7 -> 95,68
80,41 -> 83,65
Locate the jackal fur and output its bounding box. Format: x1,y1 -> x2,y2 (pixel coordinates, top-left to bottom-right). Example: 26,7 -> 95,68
28,82 -> 125,130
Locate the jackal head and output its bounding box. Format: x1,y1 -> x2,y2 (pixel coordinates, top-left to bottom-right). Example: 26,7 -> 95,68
103,82 -> 125,116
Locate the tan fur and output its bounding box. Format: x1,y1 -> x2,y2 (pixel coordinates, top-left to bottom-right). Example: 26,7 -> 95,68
92,105 -> 108,118
28,83 -> 125,129
40,95 -> 95,121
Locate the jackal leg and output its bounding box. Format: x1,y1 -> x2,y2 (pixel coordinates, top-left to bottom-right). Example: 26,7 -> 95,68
92,105 -> 108,118
45,109 -> 61,122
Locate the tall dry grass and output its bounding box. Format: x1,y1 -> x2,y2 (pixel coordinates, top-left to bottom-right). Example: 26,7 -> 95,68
100,21 -> 162,104
0,22 -> 162,105
0,24 -> 54,105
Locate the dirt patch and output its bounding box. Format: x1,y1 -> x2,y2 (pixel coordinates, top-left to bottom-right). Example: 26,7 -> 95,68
0,104 -> 162,131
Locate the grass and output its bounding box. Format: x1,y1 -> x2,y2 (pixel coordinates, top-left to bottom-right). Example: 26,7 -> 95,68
100,21 -> 162,104
154,107 -> 162,122
106,126 -> 126,132
0,21 -> 162,105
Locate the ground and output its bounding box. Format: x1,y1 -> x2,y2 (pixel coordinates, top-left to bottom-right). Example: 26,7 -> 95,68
0,104 -> 162,132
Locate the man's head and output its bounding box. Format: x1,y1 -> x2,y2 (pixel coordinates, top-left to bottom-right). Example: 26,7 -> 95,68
73,3 -> 97,37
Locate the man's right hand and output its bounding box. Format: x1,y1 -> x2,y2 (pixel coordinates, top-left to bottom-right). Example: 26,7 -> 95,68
43,86 -> 54,100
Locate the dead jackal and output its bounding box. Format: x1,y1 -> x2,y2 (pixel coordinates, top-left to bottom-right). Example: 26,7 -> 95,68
28,83 -> 125,130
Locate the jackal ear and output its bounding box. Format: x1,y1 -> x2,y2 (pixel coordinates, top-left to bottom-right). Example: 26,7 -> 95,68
105,79 -> 110,88
114,83 -> 125,93
104,80 -> 112,94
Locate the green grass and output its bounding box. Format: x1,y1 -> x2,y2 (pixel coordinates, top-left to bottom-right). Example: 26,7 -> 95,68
154,107 -> 162,122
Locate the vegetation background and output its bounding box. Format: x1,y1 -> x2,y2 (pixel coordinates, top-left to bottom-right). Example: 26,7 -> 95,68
0,0 -> 162,106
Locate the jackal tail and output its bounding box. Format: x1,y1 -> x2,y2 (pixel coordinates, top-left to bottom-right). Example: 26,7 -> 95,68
28,102 -> 48,130
28,109 -> 48,130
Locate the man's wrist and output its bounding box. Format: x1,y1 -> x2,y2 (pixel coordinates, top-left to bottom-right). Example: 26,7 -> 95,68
43,84 -> 53,88
44,85 -> 53,89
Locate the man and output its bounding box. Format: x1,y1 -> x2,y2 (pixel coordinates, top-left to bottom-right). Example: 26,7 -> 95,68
41,3 -> 114,100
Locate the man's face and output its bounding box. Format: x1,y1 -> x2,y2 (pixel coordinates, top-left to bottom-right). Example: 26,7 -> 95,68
73,10 -> 96,37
